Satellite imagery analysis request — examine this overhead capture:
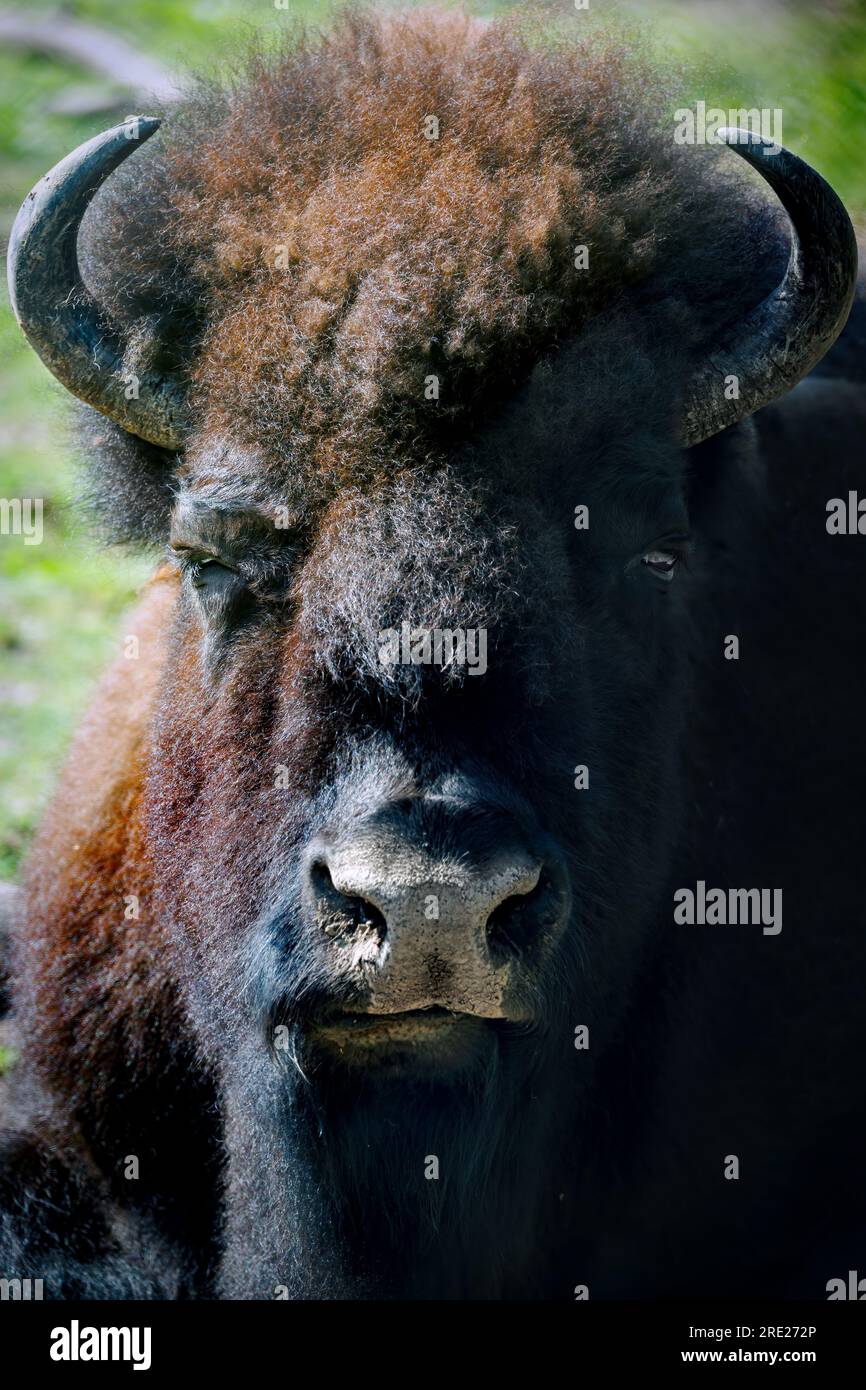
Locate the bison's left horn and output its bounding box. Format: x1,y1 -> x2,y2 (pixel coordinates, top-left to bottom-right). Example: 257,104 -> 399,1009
6,117 -> 187,451
680,129 -> 858,447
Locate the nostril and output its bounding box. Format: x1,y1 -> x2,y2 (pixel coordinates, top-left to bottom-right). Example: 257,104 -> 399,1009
310,859 -> 387,938
309,858 -> 337,897
351,897 -> 386,933
485,868 -> 561,961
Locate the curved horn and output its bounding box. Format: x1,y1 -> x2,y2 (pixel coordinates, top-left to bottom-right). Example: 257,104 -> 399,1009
680,129 -> 858,447
6,117 -> 187,451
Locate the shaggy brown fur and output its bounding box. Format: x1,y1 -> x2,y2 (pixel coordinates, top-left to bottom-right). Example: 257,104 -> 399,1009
79,5 -> 783,534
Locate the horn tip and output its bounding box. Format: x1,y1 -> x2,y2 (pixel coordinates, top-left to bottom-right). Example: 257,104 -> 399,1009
716,126 -> 781,156
123,115 -> 162,141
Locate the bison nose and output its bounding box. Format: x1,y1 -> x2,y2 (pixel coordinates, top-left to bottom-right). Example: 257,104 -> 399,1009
303,815 -> 570,1019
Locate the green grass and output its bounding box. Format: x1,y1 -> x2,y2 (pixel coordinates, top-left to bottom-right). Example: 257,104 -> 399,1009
1,0 -> 864,879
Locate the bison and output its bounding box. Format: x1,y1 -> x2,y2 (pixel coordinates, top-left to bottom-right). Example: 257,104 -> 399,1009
1,8 -> 865,1300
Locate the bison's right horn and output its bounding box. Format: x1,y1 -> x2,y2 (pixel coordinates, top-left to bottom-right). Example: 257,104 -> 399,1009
6,117 -> 187,452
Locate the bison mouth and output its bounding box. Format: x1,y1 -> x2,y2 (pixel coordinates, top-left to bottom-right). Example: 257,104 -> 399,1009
302,1004 -> 506,1069
315,1005 -> 471,1042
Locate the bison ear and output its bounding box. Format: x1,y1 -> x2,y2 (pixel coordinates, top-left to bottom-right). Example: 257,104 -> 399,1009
680,130 -> 857,447
6,118 -> 188,452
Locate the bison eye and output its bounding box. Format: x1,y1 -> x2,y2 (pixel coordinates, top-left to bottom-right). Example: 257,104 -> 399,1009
190,557 -> 239,590
641,548 -> 680,582
176,554 -> 249,620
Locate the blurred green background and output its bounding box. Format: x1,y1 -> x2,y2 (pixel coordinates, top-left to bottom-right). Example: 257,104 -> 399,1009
1,0 -> 864,881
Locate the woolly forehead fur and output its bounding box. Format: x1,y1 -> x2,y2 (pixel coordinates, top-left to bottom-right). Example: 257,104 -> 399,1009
77,5 -> 786,541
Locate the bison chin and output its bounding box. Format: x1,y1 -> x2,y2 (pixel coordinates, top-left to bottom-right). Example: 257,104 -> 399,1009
220,994 -> 570,1299
209,906 -> 578,1295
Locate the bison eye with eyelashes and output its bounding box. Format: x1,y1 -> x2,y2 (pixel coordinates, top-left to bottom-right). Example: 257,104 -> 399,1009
189,557 -> 240,590
642,549 -> 678,579
174,553 -> 251,618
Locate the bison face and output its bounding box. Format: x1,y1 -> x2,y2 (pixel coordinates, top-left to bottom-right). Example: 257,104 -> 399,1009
144,367 -> 693,1083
